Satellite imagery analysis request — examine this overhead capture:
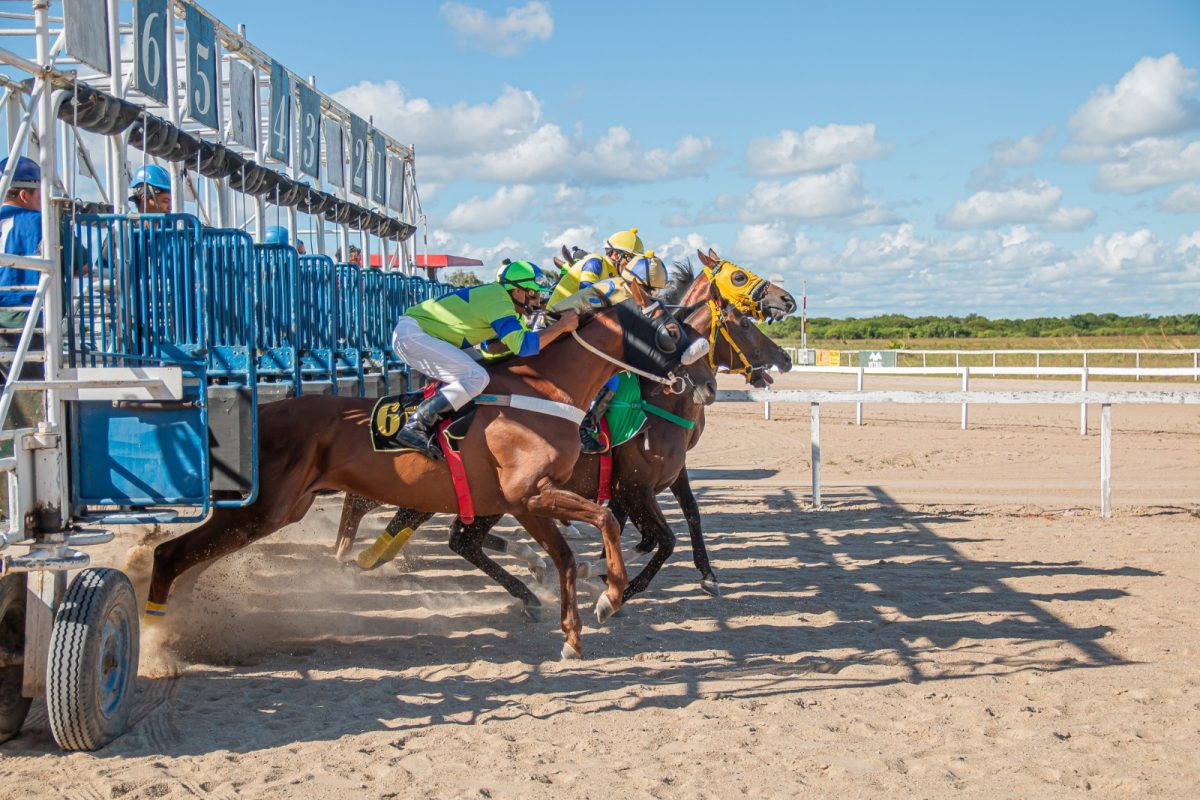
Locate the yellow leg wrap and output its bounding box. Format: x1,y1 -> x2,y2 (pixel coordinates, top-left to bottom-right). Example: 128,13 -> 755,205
356,527 -> 416,571
144,601 -> 167,618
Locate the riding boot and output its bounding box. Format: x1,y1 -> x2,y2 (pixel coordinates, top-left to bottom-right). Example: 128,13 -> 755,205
579,386 -> 615,454
394,391 -> 456,460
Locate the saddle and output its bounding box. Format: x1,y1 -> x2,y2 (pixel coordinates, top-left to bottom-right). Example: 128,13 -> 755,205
370,388 -> 476,453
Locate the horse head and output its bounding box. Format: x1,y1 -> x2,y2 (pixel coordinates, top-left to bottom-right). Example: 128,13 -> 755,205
697,248 -> 796,322
665,257 -> 793,388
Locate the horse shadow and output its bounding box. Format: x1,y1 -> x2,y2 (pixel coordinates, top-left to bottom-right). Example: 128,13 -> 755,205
3,483 -> 1158,758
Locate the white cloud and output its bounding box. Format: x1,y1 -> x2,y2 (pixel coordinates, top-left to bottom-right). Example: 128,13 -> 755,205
735,223 -> 794,260
335,81 -> 715,186
1093,137 -> 1200,193
1068,53 -> 1200,145
654,233 -> 719,267
1043,206 -> 1098,232
441,185 -> 536,232
541,225 -> 598,254
989,131 -> 1051,166
741,164 -> 879,222
440,1 -> 553,56
943,182 -> 1056,227
334,81 -> 543,158
745,123 -> 884,176
1159,182 -> 1200,213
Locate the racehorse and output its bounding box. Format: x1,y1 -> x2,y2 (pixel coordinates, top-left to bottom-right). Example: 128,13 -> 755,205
147,288 -> 717,659
333,250 -> 794,608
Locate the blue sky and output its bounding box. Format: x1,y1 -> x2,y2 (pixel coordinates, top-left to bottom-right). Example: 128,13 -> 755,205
184,2 -> 1200,315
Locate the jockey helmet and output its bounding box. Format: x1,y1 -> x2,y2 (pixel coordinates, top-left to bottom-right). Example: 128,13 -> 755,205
498,258 -> 555,296
605,227 -> 645,256
0,156 -> 41,188
265,226 -> 289,245
621,250 -> 668,289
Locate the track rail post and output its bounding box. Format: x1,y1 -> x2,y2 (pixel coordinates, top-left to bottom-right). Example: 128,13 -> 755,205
1100,403 -> 1112,518
1080,367 -> 1089,435
810,401 -> 821,508
855,366 -> 864,425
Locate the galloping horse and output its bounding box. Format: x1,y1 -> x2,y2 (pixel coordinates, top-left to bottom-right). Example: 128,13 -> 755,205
333,250 -> 794,607
147,290 -> 716,659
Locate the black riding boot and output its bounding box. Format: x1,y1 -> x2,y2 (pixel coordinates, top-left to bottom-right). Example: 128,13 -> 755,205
579,386 -> 615,454
394,391 -> 455,460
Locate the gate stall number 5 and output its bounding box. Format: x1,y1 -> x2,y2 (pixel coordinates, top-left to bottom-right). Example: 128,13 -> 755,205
185,5 -> 219,130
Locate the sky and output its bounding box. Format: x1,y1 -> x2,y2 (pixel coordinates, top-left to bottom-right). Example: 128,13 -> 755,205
161,1 -> 1200,315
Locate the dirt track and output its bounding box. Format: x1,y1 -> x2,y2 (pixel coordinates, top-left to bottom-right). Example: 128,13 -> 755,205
1,372 -> 1197,798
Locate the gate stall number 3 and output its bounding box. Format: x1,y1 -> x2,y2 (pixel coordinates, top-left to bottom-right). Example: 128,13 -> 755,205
298,82 -> 321,179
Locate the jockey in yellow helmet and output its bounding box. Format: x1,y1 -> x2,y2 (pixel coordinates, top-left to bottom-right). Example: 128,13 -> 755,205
548,227 -> 648,307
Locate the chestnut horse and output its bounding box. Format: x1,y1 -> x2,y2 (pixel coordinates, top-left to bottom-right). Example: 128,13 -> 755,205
147,291 -> 716,659
333,250 -> 794,608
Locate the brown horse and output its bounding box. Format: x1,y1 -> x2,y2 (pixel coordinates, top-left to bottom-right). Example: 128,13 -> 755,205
147,290 -> 716,659
333,251 -> 794,609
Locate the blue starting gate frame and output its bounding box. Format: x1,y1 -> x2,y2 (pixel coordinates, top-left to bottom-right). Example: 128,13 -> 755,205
333,262 -> 365,396
297,254 -> 337,394
253,243 -> 302,393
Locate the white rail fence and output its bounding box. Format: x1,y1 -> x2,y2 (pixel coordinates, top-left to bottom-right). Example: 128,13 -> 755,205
717,388 -> 1200,518
803,348 -> 1200,377
778,364 -> 1200,434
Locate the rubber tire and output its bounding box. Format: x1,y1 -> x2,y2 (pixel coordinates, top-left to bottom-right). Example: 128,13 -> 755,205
46,568 -> 139,751
0,573 -> 32,743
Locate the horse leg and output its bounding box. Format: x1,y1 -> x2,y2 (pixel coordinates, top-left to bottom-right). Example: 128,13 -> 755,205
147,489 -> 316,613
513,514 -> 582,660
482,530 -> 547,582
670,470 -> 719,596
615,497 -> 653,553
618,489 -> 676,602
523,480 -> 627,628
446,515 -> 543,621
333,493 -> 383,561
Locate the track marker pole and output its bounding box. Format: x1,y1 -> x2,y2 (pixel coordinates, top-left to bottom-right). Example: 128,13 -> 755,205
810,402 -> 821,508
1100,404 -> 1112,518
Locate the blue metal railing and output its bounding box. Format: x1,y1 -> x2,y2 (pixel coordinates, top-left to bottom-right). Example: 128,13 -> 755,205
253,243 -> 301,390
297,254 -> 337,391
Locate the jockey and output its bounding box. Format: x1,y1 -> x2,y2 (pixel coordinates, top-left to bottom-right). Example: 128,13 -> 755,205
546,232 -> 669,454
390,259 -> 578,459
547,227 -> 645,307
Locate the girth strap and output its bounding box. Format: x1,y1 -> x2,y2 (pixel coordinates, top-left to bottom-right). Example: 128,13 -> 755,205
475,393 -> 586,425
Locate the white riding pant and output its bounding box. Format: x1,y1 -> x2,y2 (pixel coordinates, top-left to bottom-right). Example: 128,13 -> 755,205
391,316 -> 489,410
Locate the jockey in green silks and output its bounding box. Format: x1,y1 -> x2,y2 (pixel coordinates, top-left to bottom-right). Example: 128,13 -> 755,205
390,260 -> 578,460
548,229 -> 669,454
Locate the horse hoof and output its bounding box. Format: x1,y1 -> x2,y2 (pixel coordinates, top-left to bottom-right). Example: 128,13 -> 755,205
595,593 -> 617,625
520,603 -> 542,623
528,557 -> 548,583
561,641 -> 582,661
701,577 -> 721,597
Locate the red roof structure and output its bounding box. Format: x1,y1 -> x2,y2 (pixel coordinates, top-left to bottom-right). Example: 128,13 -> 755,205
415,254 -> 485,269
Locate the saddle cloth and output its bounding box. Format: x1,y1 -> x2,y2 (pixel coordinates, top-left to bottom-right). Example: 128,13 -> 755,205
370,389 -> 476,453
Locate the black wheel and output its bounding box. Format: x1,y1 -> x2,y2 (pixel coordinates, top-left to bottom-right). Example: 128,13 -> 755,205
46,568 -> 139,751
0,573 -> 32,744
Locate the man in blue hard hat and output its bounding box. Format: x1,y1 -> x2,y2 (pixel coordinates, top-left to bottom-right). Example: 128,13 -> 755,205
128,164 -> 171,214
0,156 -> 44,332
0,155 -> 46,434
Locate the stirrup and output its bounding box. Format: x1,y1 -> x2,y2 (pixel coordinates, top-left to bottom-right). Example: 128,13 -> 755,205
579,424 -> 609,455
395,427 -> 444,461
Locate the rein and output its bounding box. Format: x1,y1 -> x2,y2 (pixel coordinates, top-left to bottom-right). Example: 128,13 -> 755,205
570,329 -> 686,393
706,299 -> 756,378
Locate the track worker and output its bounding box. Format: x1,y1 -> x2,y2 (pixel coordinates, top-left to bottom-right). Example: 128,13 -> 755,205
390,259 -> 578,460
0,156 -> 44,333
128,164 -> 172,214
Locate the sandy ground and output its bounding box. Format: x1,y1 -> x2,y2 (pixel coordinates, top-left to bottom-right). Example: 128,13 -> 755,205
1,372 -> 1198,798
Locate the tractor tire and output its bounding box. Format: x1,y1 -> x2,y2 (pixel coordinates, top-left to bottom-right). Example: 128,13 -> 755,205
0,573 -> 32,743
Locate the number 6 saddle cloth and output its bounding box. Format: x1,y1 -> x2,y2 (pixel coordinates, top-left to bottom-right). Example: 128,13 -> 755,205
370,386 -> 477,453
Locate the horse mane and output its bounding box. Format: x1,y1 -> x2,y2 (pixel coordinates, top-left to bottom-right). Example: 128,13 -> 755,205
658,258 -> 697,306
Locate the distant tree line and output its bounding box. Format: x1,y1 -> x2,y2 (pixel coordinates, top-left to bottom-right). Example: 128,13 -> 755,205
765,313 -> 1200,341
